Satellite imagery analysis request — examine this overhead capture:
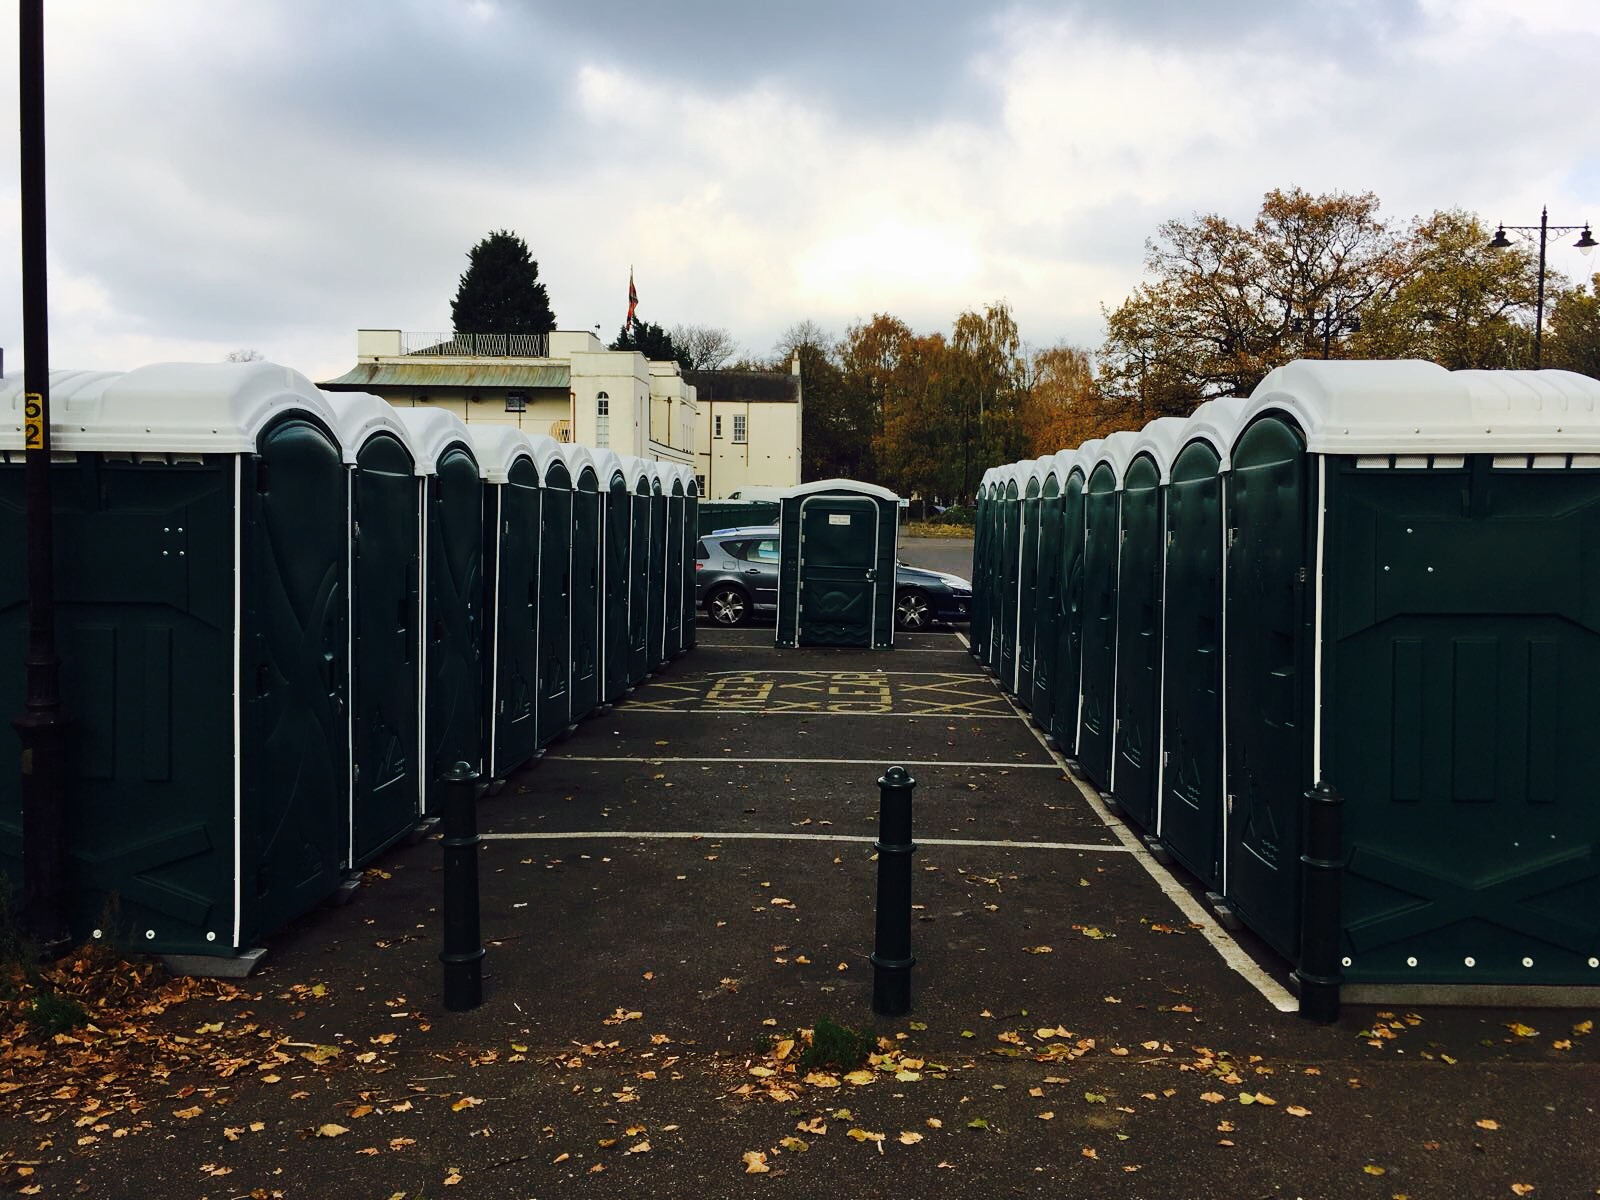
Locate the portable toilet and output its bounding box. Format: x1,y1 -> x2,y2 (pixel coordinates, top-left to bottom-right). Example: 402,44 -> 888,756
682,472 -> 701,651
1107,418 -> 1188,833
1075,433 -> 1139,791
1028,453 -> 1068,733
564,443 -> 603,724
1014,458 -> 1049,702
621,455 -> 652,685
532,436 -> 572,745
647,464 -> 667,669
467,425 -> 541,780
664,468 -> 687,657
982,470 -> 1010,676
1157,398 -> 1248,892
593,449 -> 631,703
0,363 -> 348,958
328,393 -> 423,867
1052,442 -> 1099,757
775,479 -> 901,649
970,469 -> 996,662
995,466 -> 1023,687
1225,361 -> 1600,986
393,409 -> 484,814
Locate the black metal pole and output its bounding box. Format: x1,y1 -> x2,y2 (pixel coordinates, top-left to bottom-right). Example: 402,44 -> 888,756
440,762 -> 485,1011
1293,780 -> 1344,1023
871,765 -> 916,1015
1534,207 -> 1548,370
13,0 -> 71,956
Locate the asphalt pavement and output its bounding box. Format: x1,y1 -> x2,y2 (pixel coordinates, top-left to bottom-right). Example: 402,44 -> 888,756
3,621 -> 1596,1199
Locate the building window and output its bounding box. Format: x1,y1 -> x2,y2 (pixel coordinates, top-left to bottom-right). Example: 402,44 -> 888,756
505,390 -> 527,413
732,414 -> 747,444
695,474 -> 706,493
596,391 -> 610,447
713,414 -> 723,439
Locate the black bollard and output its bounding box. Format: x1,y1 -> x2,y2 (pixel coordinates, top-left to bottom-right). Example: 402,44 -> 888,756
440,761 -> 485,1012
871,765 -> 917,1016
1293,780 -> 1344,1023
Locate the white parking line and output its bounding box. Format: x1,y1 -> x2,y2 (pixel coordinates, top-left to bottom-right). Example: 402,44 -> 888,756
617,709 -> 1018,720
481,829 -> 1129,853
953,630 -> 1300,1014
554,755 -> 1061,769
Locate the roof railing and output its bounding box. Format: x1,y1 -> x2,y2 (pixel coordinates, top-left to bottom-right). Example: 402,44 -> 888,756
402,332 -> 550,358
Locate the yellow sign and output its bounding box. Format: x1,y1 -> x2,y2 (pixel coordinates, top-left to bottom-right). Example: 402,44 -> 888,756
23,392 -> 44,450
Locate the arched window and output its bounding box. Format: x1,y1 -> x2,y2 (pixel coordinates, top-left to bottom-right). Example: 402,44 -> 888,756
595,391 -> 610,447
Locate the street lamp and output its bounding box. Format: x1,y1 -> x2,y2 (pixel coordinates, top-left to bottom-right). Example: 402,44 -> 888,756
1486,207 -> 1597,369
1291,310 -> 1362,360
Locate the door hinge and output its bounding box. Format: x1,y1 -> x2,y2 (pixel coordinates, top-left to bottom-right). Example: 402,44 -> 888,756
1226,793 -> 1236,815
1226,528 -> 1237,549
1296,565 -> 1308,584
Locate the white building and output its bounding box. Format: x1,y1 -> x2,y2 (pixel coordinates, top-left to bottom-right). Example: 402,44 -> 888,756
687,358 -> 803,499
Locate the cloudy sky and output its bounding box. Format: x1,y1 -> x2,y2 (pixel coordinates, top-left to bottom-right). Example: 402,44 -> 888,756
2,0 -> 1596,382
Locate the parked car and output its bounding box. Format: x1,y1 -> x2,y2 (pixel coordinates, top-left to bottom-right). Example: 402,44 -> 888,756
695,526 -> 971,629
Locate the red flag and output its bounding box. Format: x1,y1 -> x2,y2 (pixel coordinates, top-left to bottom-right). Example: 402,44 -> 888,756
626,269 -> 638,330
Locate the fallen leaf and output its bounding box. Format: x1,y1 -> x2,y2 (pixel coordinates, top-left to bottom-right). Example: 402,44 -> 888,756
174,1106 -> 202,1120
1506,1022 -> 1539,1039
1286,1106 -> 1312,1118
1511,1186 -> 1535,1196
743,1151 -> 769,1174
1476,1119 -> 1499,1131
1364,1165 -> 1387,1176
317,1123 -> 349,1138
451,1096 -> 482,1112
1199,1093 -> 1225,1104
628,1141 -> 651,1154
779,1136 -> 809,1152
1082,1147 -> 1098,1159
899,1131 -> 923,1145
1037,1111 -> 1055,1121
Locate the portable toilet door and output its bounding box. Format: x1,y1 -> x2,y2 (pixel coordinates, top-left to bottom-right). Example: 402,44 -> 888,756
682,472 -> 700,650
969,471 -> 994,662
566,444 -> 603,723
596,450 -> 631,703
533,439 -> 573,744
1157,399 -> 1246,892
996,469 -> 1022,686
468,425 -> 541,780
1029,459 -> 1065,731
1052,444 -> 1096,758
0,363 -> 349,956
665,471 -> 686,657
329,394 -> 423,868
623,457 -> 652,685
1015,460 -> 1046,702
1076,433 -> 1137,791
394,409 -> 485,816
776,479 -> 901,648
1109,419 -> 1187,833
647,466 -> 668,669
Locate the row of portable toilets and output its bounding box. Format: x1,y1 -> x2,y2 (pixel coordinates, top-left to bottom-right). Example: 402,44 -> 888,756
973,359 -> 1600,995
0,362 -> 699,963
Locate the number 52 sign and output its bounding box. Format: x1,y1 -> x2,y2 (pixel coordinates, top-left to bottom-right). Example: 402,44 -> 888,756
24,392 -> 44,450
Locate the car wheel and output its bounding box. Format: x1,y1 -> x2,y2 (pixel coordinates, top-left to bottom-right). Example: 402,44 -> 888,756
895,589 -> 932,630
707,585 -> 750,627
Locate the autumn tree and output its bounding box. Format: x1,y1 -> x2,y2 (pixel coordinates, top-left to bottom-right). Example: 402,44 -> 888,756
949,302 -> 1030,497
1350,210 -> 1542,369
1019,344 -> 1100,454
1545,273 -> 1600,379
451,230 -> 556,334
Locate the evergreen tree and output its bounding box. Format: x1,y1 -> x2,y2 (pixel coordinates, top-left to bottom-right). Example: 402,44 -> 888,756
451,230 -> 556,334
610,319 -> 689,368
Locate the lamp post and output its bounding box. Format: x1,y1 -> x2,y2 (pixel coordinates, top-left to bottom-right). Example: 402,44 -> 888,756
1290,310 -> 1362,360
1487,207 -> 1597,369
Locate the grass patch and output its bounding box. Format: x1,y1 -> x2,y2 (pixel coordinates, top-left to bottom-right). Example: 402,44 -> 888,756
797,1016 -> 877,1071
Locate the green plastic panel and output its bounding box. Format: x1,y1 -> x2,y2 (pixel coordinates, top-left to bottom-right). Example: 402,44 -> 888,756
537,462 -> 573,744
648,483 -> 667,668
1325,457 -> 1600,984
602,478 -> 631,701
698,500 -> 779,536
664,486 -> 685,657
780,493 -> 895,648
1051,473 -> 1086,755
1030,478 -> 1063,728
421,445 -> 484,815
997,482 -> 1020,683
1111,455 -> 1163,829
570,472 -> 602,723
969,492 -> 991,662
487,459 -> 541,778
1017,482 -> 1042,703
1159,442 -> 1225,890
1224,416 -> 1312,958
349,433 -> 422,866
627,486 -> 650,685
682,487 -> 699,651
1076,465 -> 1120,789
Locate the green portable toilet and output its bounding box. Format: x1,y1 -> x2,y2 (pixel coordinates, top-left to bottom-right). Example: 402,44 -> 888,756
647,465 -> 667,669
996,468 -> 1022,684
1108,418 -> 1188,833
775,479 -> 901,648
1052,443 -> 1097,757
1075,433 -> 1138,791
329,394 -> 423,867
1227,360 -> 1600,986
665,470 -> 687,657
623,456 -> 652,684
1029,455 -> 1068,731
393,409 -> 484,815
1157,398 -> 1248,893
564,444 -> 603,724
969,470 -> 996,663
532,438 -> 573,744
593,449 -> 631,704
0,363 -> 348,959
982,472 -> 1010,676
466,425 -> 541,780
682,472 -> 700,651
1015,459 -> 1048,703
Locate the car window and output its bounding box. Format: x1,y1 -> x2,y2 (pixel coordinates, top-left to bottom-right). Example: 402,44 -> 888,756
749,538 -> 780,564
694,540 -> 709,559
